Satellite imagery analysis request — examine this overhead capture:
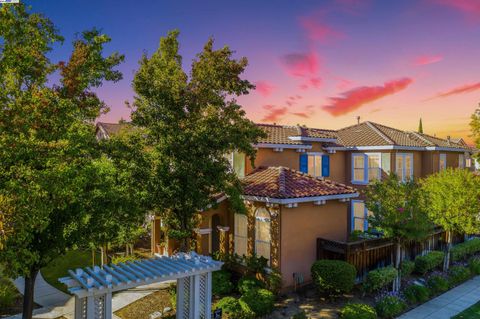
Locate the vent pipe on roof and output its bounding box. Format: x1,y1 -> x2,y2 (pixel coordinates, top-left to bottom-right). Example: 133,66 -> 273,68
356,116 -> 361,124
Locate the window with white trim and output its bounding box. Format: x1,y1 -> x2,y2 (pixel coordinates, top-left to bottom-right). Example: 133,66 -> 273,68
230,152 -> 245,178
234,213 -> 248,256
352,153 -> 382,183
395,153 -> 413,181
466,158 -> 472,168
351,201 -> 372,232
307,153 -> 323,177
439,153 -> 447,171
255,208 -> 271,265
459,154 -> 465,169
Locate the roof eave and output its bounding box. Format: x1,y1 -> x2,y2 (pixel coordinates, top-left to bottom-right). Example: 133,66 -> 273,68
242,192 -> 359,204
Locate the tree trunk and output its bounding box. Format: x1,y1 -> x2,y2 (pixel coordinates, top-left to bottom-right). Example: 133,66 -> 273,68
444,230 -> 452,271
92,248 -> 96,267
22,269 -> 39,319
393,241 -> 402,292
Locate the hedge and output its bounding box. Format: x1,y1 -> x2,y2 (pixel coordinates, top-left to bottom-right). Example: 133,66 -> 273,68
414,251 -> 445,274
214,296 -> 255,319
469,257 -> 480,275
239,288 -> 275,317
212,270 -> 234,296
400,260 -> 415,278
364,266 -> 398,293
403,284 -> 429,304
0,278 -> 19,309
448,265 -> 471,287
451,238 -> 480,262
340,303 -> 377,319
311,259 -> 356,296
375,295 -> 406,319
237,276 -> 264,294
427,275 -> 449,295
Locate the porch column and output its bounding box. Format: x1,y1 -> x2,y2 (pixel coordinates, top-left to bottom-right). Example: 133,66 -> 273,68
217,226 -> 230,255
246,201 -> 256,256
150,216 -> 161,255
269,205 -> 281,269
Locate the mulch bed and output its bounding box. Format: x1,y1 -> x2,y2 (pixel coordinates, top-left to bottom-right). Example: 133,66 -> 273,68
114,289 -> 175,319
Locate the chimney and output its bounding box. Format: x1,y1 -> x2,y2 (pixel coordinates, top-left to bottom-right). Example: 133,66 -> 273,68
356,116 -> 361,124
447,136 -> 451,144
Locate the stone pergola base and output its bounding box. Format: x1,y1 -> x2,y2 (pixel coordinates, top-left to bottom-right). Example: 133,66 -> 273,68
59,252 -> 222,319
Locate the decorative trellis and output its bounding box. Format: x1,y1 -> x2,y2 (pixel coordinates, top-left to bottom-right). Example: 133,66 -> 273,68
59,252 -> 222,319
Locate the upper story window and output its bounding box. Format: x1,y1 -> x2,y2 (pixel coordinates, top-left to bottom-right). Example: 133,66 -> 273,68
230,152 -> 245,178
299,153 -> 330,177
234,213 -> 248,256
351,200 -> 372,232
255,208 -> 271,265
459,154 -> 465,169
395,153 -> 413,182
352,153 -> 382,184
439,153 -> 447,171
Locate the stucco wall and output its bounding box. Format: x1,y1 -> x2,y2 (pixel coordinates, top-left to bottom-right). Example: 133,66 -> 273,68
280,200 -> 349,288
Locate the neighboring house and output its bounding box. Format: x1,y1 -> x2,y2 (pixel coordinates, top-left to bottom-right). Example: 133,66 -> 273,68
96,120 -> 475,289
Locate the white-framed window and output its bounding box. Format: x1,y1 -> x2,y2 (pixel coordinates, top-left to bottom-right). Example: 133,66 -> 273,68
466,158 -> 472,168
459,154 -> 465,169
234,213 -> 248,256
255,208 -> 271,265
230,152 -> 245,178
395,153 -> 413,181
307,153 -> 323,177
439,153 -> 447,171
351,200 -> 372,232
352,153 -> 382,184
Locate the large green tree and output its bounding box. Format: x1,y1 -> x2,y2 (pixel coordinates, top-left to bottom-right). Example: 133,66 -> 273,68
471,104 -> 480,155
421,168 -> 480,271
131,30 -> 265,251
0,5 -> 124,318
365,173 -> 433,291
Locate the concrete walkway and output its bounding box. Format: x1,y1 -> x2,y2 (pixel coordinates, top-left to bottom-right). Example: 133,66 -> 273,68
398,275 -> 480,319
9,271 -> 174,319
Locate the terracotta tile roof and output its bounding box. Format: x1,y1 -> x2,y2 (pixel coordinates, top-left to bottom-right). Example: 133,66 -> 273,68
256,124 -> 336,145
243,166 -> 357,199
96,122 -> 132,137
336,122 -> 391,146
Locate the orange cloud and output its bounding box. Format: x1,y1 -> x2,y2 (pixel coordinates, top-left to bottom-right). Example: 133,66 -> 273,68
255,81 -> 276,97
413,55 -> 443,66
322,77 -> 414,116
262,105 -> 288,122
429,82 -> 480,99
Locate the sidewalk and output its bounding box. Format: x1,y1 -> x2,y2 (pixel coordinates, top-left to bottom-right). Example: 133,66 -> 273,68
9,271 -> 174,319
398,275 -> 480,319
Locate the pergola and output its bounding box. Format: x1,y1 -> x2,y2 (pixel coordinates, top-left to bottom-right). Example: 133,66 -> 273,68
59,252 -> 222,319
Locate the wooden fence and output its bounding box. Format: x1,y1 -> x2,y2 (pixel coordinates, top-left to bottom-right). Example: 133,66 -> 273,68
316,228 -> 464,281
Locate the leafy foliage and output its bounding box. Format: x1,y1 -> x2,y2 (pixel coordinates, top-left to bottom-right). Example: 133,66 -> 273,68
239,288 -> 275,317
448,265 -> 471,287
340,303 -> 377,319
468,257 -> 480,275
0,278 -> 18,309
470,105 -> 480,155
238,276 -> 264,294
212,270 -> 234,296
403,284 -> 429,304
426,274 -> 449,295
130,30 -> 265,248
451,238 -> 480,262
111,254 -> 139,265
414,251 -> 445,274
374,295 -> 406,319
311,259 -> 356,296
214,296 -> 255,319
364,266 -> 398,293
400,260 -> 415,277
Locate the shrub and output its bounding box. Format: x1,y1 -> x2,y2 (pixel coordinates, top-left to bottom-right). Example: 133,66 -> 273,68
212,270 -> 234,296
167,283 -> 176,309
0,278 -> 19,309
240,288 -> 275,316
414,251 -> 444,274
468,257 -> 480,275
364,266 -> 398,293
427,274 -> 449,295
451,238 -> 480,261
238,276 -> 264,294
214,296 -> 255,319
448,265 -> 471,287
111,254 -> 139,264
400,260 -> 415,277
403,284 -> 429,304
266,269 -> 282,294
340,303 -> 377,319
244,253 -> 269,276
374,295 -> 407,319
311,260 -> 356,296
292,311 -> 308,319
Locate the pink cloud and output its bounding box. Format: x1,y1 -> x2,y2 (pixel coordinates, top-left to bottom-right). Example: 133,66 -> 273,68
262,105 -> 288,122
255,81 -> 276,97
280,52 -> 320,78
291,104 -> 316,119
433,0 -> 480,21
430,82 -> 480,99
299,16 -> 343,43
336,78 -> 355,90
322,77 -> 414,116
292,112 -> 309,118
413,55 -> 443,66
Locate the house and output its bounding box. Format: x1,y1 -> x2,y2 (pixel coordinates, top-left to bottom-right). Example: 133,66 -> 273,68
96,120 -> 475,289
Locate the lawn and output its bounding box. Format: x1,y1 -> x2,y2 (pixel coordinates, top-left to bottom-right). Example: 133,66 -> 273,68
452,302 -> 480,319
41,249 -> 100,294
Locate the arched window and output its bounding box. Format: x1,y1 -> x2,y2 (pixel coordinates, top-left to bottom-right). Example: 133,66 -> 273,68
255,207 -> 271,265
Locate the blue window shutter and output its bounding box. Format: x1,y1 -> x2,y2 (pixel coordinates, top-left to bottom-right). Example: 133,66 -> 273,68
321,155 -> 330,177
299,154 -> 308,173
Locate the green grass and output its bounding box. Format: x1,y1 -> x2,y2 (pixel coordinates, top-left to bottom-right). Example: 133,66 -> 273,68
41,249 -> 100,294
452,302 -> 480,319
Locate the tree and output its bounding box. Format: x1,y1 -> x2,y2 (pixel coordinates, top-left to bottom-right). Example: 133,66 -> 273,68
470,104 -> 480,153
418,118 -> 423,133
0,5 -> 124,318
131,30 -> 265,251
365,173 -> 433,291
421,168 -> 480,271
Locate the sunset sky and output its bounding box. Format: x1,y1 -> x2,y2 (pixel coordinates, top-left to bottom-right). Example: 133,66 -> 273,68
35,0 -> 480,143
